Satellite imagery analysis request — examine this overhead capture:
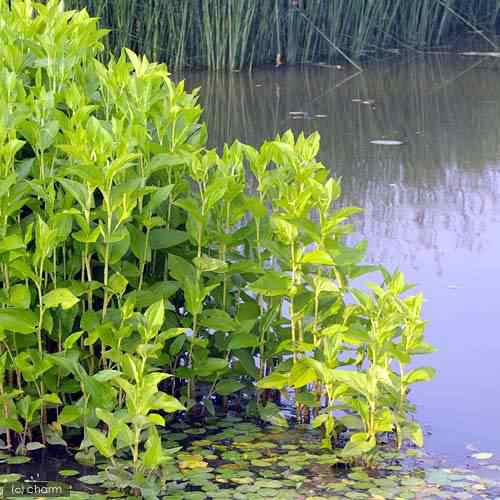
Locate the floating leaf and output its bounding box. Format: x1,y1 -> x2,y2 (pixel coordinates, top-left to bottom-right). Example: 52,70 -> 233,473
78,474 -> 105,484
5,456 -> 31,464
59,469 -> 80,477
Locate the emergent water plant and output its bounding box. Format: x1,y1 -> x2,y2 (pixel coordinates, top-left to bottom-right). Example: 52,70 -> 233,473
0,0 -> 435,496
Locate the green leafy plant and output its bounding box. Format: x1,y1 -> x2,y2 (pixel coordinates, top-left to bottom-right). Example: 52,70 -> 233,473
0,2 -> 435,493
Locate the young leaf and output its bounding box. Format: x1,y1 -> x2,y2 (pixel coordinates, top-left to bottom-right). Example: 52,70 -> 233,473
8,284 -> 31,309
86,428 -> 115,458
143,426 -> 163,469
256,372 -> 288,390
0,309 -> 38,334
145,300 -> 165,333
404,367 -> 436,385
43,288 -> 79,310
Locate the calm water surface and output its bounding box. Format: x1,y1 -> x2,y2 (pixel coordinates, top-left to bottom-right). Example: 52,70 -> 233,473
181,55 -> 500,461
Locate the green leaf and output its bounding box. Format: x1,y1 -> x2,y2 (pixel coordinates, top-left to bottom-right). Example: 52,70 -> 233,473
204,397 -> 215,416
256,372 -> 288,390
108,272 -> 128,296
301,248 -> 335,265
174,197 -> 203,224
0,473 -> 23,483
311,413 -> 329,429
331,369 -> 369,396
63,331 -> 84,349
58,469 -> 80,477
199,309 -> 237,331
150,228 -> 189,249
205,177 -> 228,209
0,309 -> 38,334
93,369 -> 122,382
404,367 -> 436,385
158,328 -> 187,342
341,432 -> 376,457
0,417 -> 22,432
0,353 -> 7,381
288,361 -> 317,388
86,427 -> 115,458
249,272 -> 291,296
408,341 -> 437,355
342,325 -> 371,344
374,408 -> 394,433
43,288 -> 79,310
193,255 -> 228,273
215,379 -> 245,396
58,405 -> 81,425
58,178 -> 90,210
169,334 -> 185,356
153,393 -> 185,413
145,300 -> 165,333
351,288 -> 372,310
235,349 -> 258,379
228,333 -> 260,350
146,184 -> 174,212
72,226 -> 101,244
26,442 -> 45,451
143,426 -> 162,469
9,284 -> 31,309
271,216 -> 298,243
258,402 -> 288,427
0,234 -> 25,253
168,254 -> 197,284
78,474 -> 104,485
403,421 -> 424,448
195,357 -> 228,376
43,393 -> 62,405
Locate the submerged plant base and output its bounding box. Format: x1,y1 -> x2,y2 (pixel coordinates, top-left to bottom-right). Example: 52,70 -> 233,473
1,416 -> 500,499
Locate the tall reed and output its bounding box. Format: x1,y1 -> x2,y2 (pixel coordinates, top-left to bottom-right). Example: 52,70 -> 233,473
65,0 -> 500,69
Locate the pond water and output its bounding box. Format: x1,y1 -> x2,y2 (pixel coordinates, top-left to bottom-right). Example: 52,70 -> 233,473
181,54 -> 500,463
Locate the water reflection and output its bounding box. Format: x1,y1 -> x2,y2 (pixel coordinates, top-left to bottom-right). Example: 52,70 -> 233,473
179,56 -> 500,458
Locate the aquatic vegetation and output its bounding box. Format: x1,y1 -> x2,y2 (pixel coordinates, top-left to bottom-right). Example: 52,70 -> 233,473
63,0 -> 500,69
0,0 -> 435,497
2,422 -> 500,499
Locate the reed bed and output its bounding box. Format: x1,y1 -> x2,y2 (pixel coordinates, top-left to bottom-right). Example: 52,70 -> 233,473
65,0 -> 500,69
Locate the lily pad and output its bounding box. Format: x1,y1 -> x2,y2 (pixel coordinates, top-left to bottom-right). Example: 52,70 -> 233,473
78,474 -> 105,484
5,456 -> 31,464
0,473 -> 23,483
59,469 -> 80,477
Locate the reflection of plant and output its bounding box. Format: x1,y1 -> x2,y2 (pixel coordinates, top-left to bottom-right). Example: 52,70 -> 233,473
0,0 -> 435,483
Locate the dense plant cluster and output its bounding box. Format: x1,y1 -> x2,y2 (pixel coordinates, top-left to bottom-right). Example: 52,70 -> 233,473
0,0 -> 435,496
65,0 -> 499,69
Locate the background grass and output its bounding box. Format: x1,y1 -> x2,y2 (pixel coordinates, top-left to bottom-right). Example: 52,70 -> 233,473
64,0 -> 500,69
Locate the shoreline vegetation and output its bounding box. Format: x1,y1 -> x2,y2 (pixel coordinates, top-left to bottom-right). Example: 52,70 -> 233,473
64,0 -> 500,70
0,1 -> 439,498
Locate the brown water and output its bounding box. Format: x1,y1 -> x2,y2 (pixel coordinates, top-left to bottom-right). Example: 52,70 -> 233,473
181,55 -> 500,461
